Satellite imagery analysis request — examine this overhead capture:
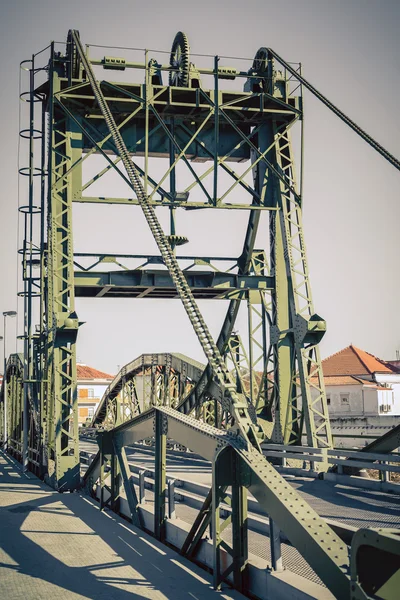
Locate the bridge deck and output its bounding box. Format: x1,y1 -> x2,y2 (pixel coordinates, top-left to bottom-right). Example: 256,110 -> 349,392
80,440 -> 400,530
79,439 -> 400,589
0,451 -> 244,600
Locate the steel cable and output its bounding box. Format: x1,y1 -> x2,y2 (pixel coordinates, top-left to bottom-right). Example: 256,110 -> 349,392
268,48 -> 400,172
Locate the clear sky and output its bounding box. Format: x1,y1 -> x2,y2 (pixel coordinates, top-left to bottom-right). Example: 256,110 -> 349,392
0,0 -> 399,374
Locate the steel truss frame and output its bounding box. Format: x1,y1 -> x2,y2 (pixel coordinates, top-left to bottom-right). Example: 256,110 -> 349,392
8,30 -> 337,487
1,29 -> 398,599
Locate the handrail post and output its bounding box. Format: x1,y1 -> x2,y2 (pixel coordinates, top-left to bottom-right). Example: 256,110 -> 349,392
154,410 -> 167,541
168,478 -> 176,519
269,518 -> 283,572
139,469 -> 146,504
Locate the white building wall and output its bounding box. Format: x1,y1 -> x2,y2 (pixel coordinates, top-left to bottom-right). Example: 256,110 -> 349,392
311,381 -> 399,418
77,382 -> 110,413
374,373 -> 400,415
363,387 -> 380,415
324,384 -> 365,416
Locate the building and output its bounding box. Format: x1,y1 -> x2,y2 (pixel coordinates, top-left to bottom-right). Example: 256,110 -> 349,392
319,345 -> 400,417
77,364 -> 114,427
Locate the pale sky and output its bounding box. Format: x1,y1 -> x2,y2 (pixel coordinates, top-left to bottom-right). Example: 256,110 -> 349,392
0,0 -> 399,375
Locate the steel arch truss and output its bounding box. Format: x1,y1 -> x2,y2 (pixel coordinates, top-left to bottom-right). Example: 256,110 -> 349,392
0,354 -> 42,473
92,353 -> 207,429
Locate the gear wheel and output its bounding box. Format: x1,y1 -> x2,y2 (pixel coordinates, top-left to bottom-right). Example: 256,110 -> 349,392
169,31 -> 190,87
252,47 -> 268,74
66,29 -> 81,80
250,47 -> 270,93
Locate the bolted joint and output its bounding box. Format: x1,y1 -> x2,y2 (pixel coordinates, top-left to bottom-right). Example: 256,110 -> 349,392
54,311 -> 79,343
293,313 -> 326,345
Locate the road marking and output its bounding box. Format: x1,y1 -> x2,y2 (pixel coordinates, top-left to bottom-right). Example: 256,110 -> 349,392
170,559 -> 209,584
81,497 -> 101,509
189,593 -> 199,600
139,536 -> 166,555
118,536 -> 142,556
151,562 -> 162,572
118,522 -> 137,535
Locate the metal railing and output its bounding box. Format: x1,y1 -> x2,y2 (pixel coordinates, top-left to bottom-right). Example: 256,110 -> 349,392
262,443 -> 400,483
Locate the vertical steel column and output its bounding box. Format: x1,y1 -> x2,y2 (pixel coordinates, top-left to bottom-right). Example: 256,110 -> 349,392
99,435 -> 107,510
110,442 -> 120,514
139,469 -> 146,504
247,294 -> 255,403
271,203 -> 295,444
269,518 -> 283,572
231,452 -> 249,592
154,410 -> 167,541
114,437 -> 142,528
3,319 -> 8,450
212,447 -> 248,591
272,115 -> 332,455
99,432 -> 114,510
213,55 -> 219,205
212,454 -> 222,590
168,478 -> 176,519
45,44 -> 81,489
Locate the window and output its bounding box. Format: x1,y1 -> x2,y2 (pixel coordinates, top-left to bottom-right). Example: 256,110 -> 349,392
87,388 -> 94,398
340,393 -> 349,405
326,395 -> 331,406
88,406 -> 94,418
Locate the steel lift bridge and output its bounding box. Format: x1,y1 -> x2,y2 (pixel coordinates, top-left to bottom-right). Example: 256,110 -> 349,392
1,30 -> 400,599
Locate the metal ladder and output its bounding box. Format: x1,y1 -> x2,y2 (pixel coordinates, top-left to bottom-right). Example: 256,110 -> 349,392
71,31 -> 262,450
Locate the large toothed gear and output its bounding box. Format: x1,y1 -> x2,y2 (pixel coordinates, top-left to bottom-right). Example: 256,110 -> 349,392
66,29 -> 81,80
169,31 -> 190,87
251,47 -> 270,92
252,47 -> 268,74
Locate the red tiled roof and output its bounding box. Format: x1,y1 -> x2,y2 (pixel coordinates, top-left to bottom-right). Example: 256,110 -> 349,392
77,364 -> 113,380
323,375 -> 362,386
322,345 -> 395,377
311,374 -> 391,390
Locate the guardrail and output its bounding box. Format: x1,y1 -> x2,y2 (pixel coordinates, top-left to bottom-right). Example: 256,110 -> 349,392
80,448 -> 358,547
262,443 -> 400,483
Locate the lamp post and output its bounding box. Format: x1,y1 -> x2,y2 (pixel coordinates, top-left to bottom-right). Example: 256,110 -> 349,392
3,311 -> 17,451
0,335 -> 3,445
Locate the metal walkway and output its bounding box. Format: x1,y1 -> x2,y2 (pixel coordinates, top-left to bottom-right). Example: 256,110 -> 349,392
0,451 -> 244,600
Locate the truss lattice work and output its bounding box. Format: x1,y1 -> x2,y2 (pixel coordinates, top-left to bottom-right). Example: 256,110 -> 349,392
3,30 -> 338,488
1,30 -> 400,599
